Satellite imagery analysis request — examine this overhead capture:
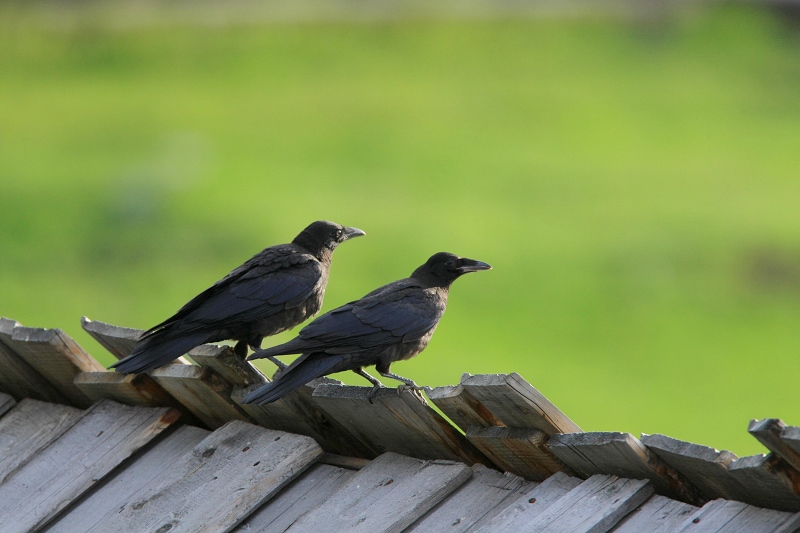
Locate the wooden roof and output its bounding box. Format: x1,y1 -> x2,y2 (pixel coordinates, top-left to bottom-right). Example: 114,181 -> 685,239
1,315 -> 799,532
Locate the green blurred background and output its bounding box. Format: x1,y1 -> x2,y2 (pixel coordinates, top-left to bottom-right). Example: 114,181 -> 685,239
1,1 -> 798,455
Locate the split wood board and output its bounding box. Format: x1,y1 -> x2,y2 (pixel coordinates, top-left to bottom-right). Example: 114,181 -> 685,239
641,434 -> 743,501
231,463 -> 356,532
406,464 -> 533,532
547,431 -> 704,504
311,383 -> 487,464
3,324 -> 104,408
612,494 -> 698,533
749,419 -> 800,473
0,318 -> 70,404
514,474 -> 654,533
233,377 -> 372,458
44,425 -> 211,533
0,400 -> 179,533
726,454 -> 800,512
283,451 -> 473,533
149,364 -> 250,429
74,371 -> 190,414
467,426 -> 564,481
674,499 -> 800,533
434,372 -> 581,435
0,398 -> 83,484
471,471 -> 584,533
80,420 -> 323,533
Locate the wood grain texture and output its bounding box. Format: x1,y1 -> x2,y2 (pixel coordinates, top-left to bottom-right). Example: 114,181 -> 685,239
428,384 -> 503,431
459,373 -> 581,435
285,452 -> 473,533
185,343 -> 267,388
0,318 -> 69,404
312,384 -> 489,465
74,371 -> 195,420
675,499 -> 800,533
233,377 -> 373,457
612,494 -> 698,533
0,398 -> 83,484
149,364 -> 251,429
4,325 -> 104,407
83,420 -> 323,533
516,474 -> 654,533
726,454 -> 800,512
548,431 -> 704,505
472,471 -> 584,533
467,426 -> 565,481
0,400 -> 179,533
80,316 -> 190,365
406,464 -> 532,532
0,392 -> 15,417
44,425 -> 210,533
232,463 -> 355,532
641,434 -> 743,501
749,419 -> 800,473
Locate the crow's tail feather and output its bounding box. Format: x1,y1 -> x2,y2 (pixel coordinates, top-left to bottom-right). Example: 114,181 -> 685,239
242,354 -> 342,405
111,330 -> 211,374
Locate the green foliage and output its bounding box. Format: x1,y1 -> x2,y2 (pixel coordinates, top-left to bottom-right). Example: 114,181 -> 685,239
1,7 -> 799,454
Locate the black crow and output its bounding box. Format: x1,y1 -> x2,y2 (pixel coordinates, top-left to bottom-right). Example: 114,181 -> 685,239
243,252 -> 491,404
112,220 -> 365,373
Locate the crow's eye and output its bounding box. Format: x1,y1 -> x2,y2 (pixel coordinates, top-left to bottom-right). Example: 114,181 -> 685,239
335,229 -> 343,239
445,259 -> 456,268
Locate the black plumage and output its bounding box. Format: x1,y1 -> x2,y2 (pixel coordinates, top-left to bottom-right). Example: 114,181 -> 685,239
112,220 -> 365,374
243,252 -> 491,404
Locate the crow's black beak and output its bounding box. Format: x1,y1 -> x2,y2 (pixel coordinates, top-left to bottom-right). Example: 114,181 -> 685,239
342,226 -> 366,240
457,258 -> 492,273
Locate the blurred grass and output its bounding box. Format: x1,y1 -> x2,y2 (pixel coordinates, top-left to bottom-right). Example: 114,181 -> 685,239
1,5 -> 799,455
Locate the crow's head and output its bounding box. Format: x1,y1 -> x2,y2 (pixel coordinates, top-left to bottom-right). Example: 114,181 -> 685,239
412,252 -> 492,286
294,220 -> 365,256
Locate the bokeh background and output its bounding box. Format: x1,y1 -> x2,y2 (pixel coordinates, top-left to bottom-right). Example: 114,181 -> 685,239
1,0 -> 798,455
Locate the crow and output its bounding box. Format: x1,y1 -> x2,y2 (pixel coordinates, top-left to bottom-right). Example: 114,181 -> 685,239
243,252 -> 491,404
112,220 -> 365,374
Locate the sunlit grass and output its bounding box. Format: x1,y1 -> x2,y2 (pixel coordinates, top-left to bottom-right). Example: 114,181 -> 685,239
1,6 -> 799,454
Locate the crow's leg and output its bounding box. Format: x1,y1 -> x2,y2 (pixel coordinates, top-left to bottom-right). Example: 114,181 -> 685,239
353,367 -> 385,403
248,340 -> 287,370
376,363 -> 425,393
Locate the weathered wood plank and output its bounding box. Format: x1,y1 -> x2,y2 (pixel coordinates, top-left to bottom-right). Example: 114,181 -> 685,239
471,471 -> 584,533
83,420 -> 323,533
0,398 -> 83,484
312,384 -> 490,465
406,464 -> 532,532
458,373 -> 581,435
233,378 -> 373,457
0,400 -> 179,533
73,371 -> 199,424
285,452 -> 473,533
44,425 -> 210,533
548,431 -> 704,505
612,494 -> 698,533
185,343 -> 267,388
749,419 -> 800,473
0,392 -> 15,417
0,318 -> 69,404
232,463 -> 356,532
467,426 -> 565,481
428,383 -> 503,431
726,454 -> 800,512
516,474 -> 654,533
641,434 -> 743,501
149,364 -> 251,429
3,324 -> 104,408
80,316 -> 190,364
675,499 -> 800,533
